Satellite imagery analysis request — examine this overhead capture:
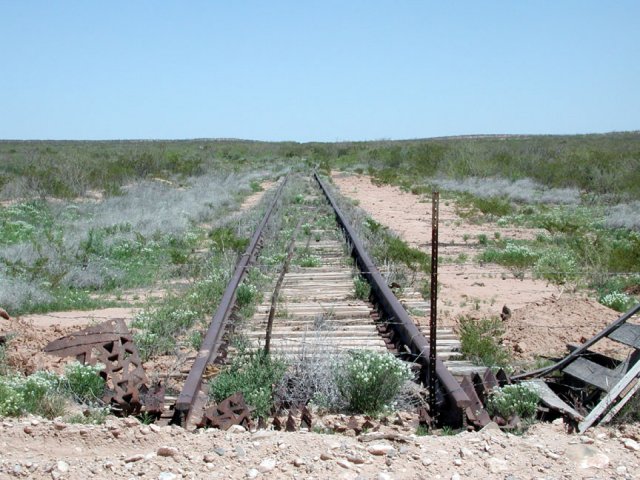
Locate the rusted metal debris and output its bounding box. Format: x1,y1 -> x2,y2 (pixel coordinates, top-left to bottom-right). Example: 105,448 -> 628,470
198,392 -> 254,430
44,318 -> 162,416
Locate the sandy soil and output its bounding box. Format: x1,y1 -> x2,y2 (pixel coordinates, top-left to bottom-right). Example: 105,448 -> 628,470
331,172 -> 621,361
241,181 -> 275,212
0,415 -> 638,479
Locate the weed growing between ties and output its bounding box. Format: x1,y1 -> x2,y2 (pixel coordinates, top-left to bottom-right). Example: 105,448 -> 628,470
209,349 -> 287,419
353,276 -> 371,300
459,316 -> 510,368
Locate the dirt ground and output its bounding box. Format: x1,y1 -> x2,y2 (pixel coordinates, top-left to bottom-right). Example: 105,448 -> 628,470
331,172 -> 621,361
0,414 -> 638,479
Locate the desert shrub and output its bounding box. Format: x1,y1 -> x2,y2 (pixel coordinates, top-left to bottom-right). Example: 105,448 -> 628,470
472,196 -> 513,217
459,316 -> 510,368
480,243 -> 538,270
534,249 -> 578,284
334,350 -> 412,415
236,283 -> 258,308
353,277 -> 371,300
606,201 -> 640,230
209,350 -> 287,419
209,227 -> 249,253
63,362 -> 105,403
599,292 -> 635,312
487,383 -> 540,419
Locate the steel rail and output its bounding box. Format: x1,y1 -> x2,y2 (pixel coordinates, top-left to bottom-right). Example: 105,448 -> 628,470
175,175 -> 289,420
313,172 -> 470,410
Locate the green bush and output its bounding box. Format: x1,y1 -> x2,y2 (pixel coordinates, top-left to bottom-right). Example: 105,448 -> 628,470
459,316 -> 510,368
353,277 -> 371,300
472,196 -> 513,217
487,383 -> 539,419
209,350 -> 287,419
534,249 -> 578,284
335,350 -> 412,415
64,362 -> 105,403
599,291 -> 636,312
480,243 -> 538,270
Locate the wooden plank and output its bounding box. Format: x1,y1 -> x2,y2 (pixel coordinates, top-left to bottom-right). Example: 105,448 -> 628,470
578,356 -> 640,432
563,357 -> 623,392
528,379 -> 583,421
608,323 -> 640,349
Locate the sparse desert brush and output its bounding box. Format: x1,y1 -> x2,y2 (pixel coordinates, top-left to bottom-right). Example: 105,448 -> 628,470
605,201 -> 640,230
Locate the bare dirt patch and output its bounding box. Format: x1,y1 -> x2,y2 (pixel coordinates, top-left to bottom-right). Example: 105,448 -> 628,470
241,181 -> 275,211
331,172 -> 619,360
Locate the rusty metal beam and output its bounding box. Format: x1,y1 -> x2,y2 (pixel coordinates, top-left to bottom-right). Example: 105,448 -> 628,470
175,175 -> 289,419
313,173 -> 470,410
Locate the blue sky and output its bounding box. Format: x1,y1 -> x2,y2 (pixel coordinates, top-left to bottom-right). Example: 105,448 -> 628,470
1,1 -> 638,141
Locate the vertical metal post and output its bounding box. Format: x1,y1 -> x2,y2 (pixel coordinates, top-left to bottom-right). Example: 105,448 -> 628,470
429,191 -> 439,418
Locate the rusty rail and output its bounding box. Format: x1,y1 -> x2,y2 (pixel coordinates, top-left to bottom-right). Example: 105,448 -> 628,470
175,175 -> 289,422
313,173 -> 470,411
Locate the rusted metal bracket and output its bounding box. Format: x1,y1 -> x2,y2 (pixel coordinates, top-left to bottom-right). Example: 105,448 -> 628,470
44,318 -> 160,415
198,392 -> 254,430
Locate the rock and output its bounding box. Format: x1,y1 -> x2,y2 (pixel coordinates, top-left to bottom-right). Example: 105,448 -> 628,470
513,342 -> 526,353
347,455 -> 365,464
158,473 -> 177,480
336,459 -> 351,469
616,466 -> 628,475
214,447 -> 225,456
451,474 -> 461,480
485,457 -> 509,474
235,446 -> 246,457
125,454 -> 144,463
0,308 -> 10,320
57,461 -> 69,473
246,468 -> 259,479
453,458 -> 462,466
623,438 -> 640,451
480,421 -> 502,432
367,444 -> 397,456
157,446 -> 179,457
149,424 -> 161,433
258,458 -> 276,473
53,421 -> 67,431
203,454 -> 217,463
293,457 -> 306,467
252,430 -> 275,440
123,417 -> 140,427
140,426 -> 151,435
422,457 -> 433,466
23,425 -> 34,434
566,444 -> 610,469
320,453 -> 334,461
459,447 -> 473,458
228,425 -> 246,433
378,473 -> 393,480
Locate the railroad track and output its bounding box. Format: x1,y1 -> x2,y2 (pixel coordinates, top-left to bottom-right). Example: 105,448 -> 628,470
171,173 -> 473,428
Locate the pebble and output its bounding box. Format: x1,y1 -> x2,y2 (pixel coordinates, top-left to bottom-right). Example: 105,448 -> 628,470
422,457 -> 433,466
125,454 -> 145,463
378,473 -> 393,480
451,474 -> 461,480
23,425 -> 33,434
320,453 -> 334,461
235,446 -> 246,458
214,447 -> 226,456
293,458 -> 306,467
228,425 -> 246,433
453,459 -> 462,466
140,426 -> 151,435
623,439 -> 640,451
258,458 -> 276,473
158,473 -> 177,480
53,421 -> 66,431
57,461 -> 70,473
336,459 -> 351,469
157,446 -> 179,457
252,430 -> 275,440
246,468 -> 259,479
459,447 -> 473,458
149,424 -> 161,433
368,444 -> 397,456
347,455 -> 365,464
123,417 -> 140,427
